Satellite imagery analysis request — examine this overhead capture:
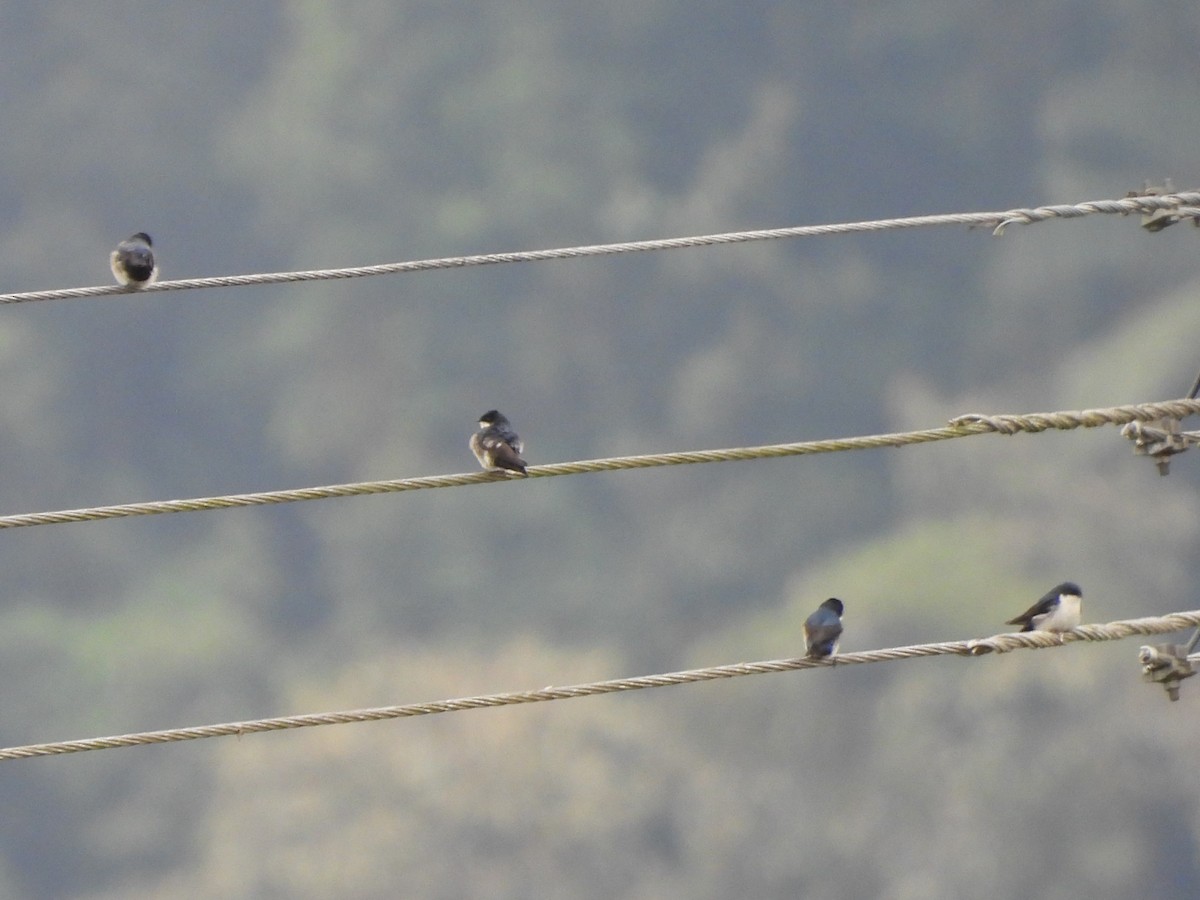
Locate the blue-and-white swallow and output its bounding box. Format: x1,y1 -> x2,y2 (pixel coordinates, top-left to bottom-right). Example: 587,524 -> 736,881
470,410 -> 528,475
110,232 -> 158,288
1005,582 -> 1083,633
804,598 -> 844,659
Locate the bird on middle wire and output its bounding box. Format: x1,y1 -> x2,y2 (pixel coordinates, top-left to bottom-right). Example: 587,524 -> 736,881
1005,582 -> 1083,633
110,232 -> 158,288
804,598 -> 845,659
470,410 -> 528,476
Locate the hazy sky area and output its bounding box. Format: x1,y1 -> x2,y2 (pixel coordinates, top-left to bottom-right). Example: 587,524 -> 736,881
1,2 -> 1199,897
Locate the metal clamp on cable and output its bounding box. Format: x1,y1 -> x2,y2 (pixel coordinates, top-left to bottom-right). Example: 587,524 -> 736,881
1120,419 -> 1197,475
1139,643 -> 1196,701
1127,179 -> 1200,232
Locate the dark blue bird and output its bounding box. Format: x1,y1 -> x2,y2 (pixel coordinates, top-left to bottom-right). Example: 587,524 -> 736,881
110,232 -> 158,288
804,598 -> 844,659
470,410 -> 528,475
1005,582 -> 1083,633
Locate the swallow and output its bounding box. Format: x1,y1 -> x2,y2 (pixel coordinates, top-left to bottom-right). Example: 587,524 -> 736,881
804,598 -> 844,659
1005,582 -> 1083,633
470,410 -> 528,475
110,232 -> 158,288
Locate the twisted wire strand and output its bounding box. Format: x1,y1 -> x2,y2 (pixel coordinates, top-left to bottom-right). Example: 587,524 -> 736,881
1,398 -> 1196,531
2,191 -> 1196,306
2,610 -> 1196,762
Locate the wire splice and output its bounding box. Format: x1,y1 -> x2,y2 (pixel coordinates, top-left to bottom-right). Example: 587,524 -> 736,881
1127,180 -> 1200,232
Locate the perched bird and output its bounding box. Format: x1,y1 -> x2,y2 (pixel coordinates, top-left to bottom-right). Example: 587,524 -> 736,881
110,232 -> 158,288
1005,582 -> 1083,633
804,598 -> 845,659
470,410 -> 528,475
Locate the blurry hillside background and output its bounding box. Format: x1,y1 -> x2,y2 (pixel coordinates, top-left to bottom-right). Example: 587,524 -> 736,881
1,2 -> 1199,898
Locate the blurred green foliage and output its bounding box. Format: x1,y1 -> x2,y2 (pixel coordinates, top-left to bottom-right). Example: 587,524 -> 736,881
0,1 -> 1199,897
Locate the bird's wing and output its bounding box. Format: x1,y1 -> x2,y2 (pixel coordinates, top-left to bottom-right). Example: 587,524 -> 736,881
1005,589 -> 1057,626
498,428 -> 524,456
804,613 -> 843,644
479,434 -> 527,470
